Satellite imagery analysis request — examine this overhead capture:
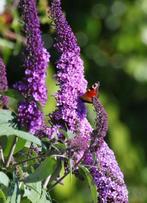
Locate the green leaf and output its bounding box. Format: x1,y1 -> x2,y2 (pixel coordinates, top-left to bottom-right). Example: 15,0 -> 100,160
24,186 -> 52,203
0,125 -> 41,146
80,166 -> 98,203
39,190 -> 52,203
2,136 -> 26,157
3,135 -> 15,157
14,138 -> 26,154
0,189 -> 6,203
49,160 -> 62,183
0,172 -> 10,187
24,182 -> 41,203
24,157 -> 57,183
0,109 -> 12,124
0,110 -> 42,146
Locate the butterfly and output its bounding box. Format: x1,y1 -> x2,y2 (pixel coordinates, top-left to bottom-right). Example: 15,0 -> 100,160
80,82 -> 100,103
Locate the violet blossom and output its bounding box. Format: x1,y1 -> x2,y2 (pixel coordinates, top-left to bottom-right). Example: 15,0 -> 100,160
84,143 -> 128,203
0,57 -> 8,107
84,96 -> 128,202
14,0 -> 50,134
50,0 -> 92,148
50,0 -> 128,202
15,0 -> 50,105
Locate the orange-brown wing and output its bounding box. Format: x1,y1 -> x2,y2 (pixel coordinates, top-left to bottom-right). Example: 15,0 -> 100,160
80,82 -> 100,103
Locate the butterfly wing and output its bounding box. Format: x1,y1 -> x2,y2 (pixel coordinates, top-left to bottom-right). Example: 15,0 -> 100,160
80,82 -> 100,103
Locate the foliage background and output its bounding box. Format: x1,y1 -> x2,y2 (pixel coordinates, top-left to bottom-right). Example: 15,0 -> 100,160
0,0 -> 147,202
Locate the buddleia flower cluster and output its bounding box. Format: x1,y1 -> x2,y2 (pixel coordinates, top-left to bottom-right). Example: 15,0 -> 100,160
50,0 -> 92,153
84,97 -> 128,202
14,0 -> 50,133
0,0 -> 128,202
50,0 -> 128,202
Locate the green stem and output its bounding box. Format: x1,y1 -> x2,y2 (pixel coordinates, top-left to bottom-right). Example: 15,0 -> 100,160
43,175 -> 51,189
6,136 -> 18,168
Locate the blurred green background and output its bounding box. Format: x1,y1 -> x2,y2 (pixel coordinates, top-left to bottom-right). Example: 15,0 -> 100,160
0,0 -> 147,202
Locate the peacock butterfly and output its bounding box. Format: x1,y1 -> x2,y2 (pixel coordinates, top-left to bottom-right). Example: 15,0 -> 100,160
80,82 -> 100,103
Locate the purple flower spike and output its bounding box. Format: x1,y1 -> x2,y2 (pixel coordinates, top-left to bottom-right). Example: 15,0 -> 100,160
50,0 -> 92,145
15,0 -> 50,105
51,1 -> 128,201
14,0 -> 50,134
90,96 -> 108,151
84,142 -> 128,203
50,0 -> 80,54
84,97 -> 128,202
0,57 -> 8,107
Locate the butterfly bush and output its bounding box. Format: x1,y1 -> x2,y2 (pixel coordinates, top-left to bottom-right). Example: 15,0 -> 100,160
50,0 -> 92,149
51,0 -> 128,202
15,0 -> 50,105
0,57 -> 8,106
84,142 -> 128,203
14,0 -> 50,133
84,97 -> 128,202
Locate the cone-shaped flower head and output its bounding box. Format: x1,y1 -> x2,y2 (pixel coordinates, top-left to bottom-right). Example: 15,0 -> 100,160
50,0 -> 92,145
84,97 -> 128,202
15,0 -> 50,134
51,1 -> 128,201
50,0 -> 80,54
84,142 -> 128,203
15,0 -> 50,105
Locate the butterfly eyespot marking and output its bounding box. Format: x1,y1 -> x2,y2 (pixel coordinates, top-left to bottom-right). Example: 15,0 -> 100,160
92,82 -> 100,89
80,81 -> 100,103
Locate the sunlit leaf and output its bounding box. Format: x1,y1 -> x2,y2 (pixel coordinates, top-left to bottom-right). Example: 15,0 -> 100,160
0,110 -> 42,146
0,172 -> 10,187
24,182 -> 41,203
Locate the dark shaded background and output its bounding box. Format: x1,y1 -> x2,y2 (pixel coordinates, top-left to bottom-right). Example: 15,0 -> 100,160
0,0 -> 147,202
